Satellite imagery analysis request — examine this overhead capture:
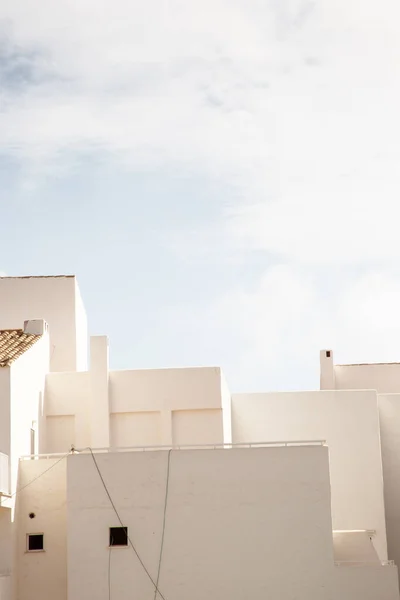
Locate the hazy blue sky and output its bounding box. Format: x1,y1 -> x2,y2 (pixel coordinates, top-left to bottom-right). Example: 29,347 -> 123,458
1,0 -> 400,391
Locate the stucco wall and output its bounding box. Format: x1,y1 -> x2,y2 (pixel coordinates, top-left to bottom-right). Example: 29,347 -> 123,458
44,365 -> 228,451
232,390 -> 388,561
9,335 -> 49,495
46,416 -> 75,454
171,409 -> 223,445
15,448 -> 398,600
0,276 -> 86,373
0,331 -> 49,586
0,369 -> 10,459
0,508 -> 11,576
15,458 -> 67,600
74,282 -> 88,372
89,337 -> 110,448
109,367 -> 224,412
220,371 -> 232,444
42,358 -> 233,453
378,394 -> 400,569
0,574 -> 10,600
0,368 -> 11,580
109,367 -> 226,447
44,371 -> 91,452
334,363 -> 400,394
333,565 -> 399,600
67,446 -> 334,600
110,412 -> 161,447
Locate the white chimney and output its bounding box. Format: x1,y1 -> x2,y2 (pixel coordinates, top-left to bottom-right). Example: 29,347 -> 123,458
23,319 -> 48,336
320,349 -> 335,390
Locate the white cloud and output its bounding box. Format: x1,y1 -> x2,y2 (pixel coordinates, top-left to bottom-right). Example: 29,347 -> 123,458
3,0 -> 400,227
2,0 -> 400,200
333,273 -> 400,362
3,0 -> 400,384
0,272 -> 7,277
195,268 -> 400,389
0,0 -> 333,176
227,153 -> 400,265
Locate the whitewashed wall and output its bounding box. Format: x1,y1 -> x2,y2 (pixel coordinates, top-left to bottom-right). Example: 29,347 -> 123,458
45,364 -> 228,452
0,325 -> 49,584
335,363 -> 400,394
232,390 -> 388,561
89,337 -> 110,448
44,371 -> 91,452
0,276 -> 87,373
220,371 -> 232,444
379,394 -> 400,568
15,447 -> 399,600
333,565 -> 399,600
171,409 -> 223,445
110,412 -> 161,446
14,458 -> 67,600
109,367 -> 226,447
0,367 -> 11,585
0,369 -> 10,463
67,446 -> 334,600
9,333 -> 49,497
74,281 -> 88,372
0,507 -> 11,579
0,573 -> 10,600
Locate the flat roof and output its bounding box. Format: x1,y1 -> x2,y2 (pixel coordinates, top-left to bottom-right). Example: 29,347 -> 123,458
336,362 -> 400,367
0,275 -> 75,279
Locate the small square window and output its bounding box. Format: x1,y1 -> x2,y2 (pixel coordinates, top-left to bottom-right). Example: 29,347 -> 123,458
109,527 -> 128,547
27,534 -> 44,552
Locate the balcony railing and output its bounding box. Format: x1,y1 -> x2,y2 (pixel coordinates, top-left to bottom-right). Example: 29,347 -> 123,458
335,561 -> 395,567
20,440 -> 326,460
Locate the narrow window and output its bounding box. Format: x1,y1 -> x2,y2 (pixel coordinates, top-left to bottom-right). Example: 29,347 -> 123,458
27,534 -> 44,552
109,527 -> 128,547
326,351 -> 331,358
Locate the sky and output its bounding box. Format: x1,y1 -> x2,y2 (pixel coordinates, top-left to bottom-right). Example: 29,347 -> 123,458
1,0 -> 400,392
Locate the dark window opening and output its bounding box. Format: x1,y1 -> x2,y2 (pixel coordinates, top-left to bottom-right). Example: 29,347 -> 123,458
326,351 -> 331,358
109,527 -> 128,547
27,534 -> 44,551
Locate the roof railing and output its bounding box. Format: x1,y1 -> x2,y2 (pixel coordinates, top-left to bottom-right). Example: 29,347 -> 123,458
335,560 -> 395,567
20,440 -> 326,460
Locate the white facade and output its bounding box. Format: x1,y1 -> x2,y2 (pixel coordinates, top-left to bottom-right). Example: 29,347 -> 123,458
0,276 -> 87,373
320,349 -> 400,394
320,349 -> 400,589
0,276 -> 400,599
16,445 -> 337,600
44,359 -> 230,452
232,389 -> 387,560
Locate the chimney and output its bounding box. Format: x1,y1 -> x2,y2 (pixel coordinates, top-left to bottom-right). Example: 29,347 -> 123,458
320,349 -> 335,390
23,319 -> 48,336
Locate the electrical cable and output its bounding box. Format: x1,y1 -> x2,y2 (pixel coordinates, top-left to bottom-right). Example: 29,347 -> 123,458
9,451 -> 71,499
5,447 -> 172,600
153,449 -> 172,600
88,448 -> 168,600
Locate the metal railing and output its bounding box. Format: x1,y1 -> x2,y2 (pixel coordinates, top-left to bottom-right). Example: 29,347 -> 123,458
20,440 -> 326,460
335,561 -> 395,567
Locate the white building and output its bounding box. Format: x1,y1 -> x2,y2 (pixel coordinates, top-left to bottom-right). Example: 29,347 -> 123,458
0,275 -> 399,599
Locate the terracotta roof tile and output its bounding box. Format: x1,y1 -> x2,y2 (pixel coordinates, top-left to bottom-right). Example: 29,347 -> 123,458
0,330 -> 41,367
